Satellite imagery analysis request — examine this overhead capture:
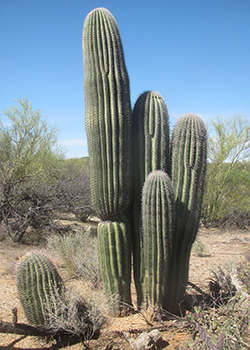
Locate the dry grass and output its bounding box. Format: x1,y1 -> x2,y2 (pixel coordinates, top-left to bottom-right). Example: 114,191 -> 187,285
46,228 -> 102,288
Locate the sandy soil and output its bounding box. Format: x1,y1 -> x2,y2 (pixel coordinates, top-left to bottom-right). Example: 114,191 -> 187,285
0,226 -> 249,349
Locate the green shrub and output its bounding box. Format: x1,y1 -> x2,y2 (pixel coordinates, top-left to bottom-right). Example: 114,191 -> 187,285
202,115 -> 250,228
192,238 -> 206,257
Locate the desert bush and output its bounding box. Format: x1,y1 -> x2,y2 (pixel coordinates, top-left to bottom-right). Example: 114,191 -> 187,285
237,261 -> 250,294
49,157 -> 94,222
46,228 -> 102,288
202,115 -> 250,228
44,289 -> 105,341
182,262 -> 250,349
0,99 -> 94,242
192,237 -> 207,257
0,98 -> 65,241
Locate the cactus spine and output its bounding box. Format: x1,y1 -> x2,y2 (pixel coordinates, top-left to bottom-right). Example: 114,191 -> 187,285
132,91 -> 170,306
141,171 -> 175,307
16,252 -> 64,326
164,113 -> 207,313
82,8 -> 133,311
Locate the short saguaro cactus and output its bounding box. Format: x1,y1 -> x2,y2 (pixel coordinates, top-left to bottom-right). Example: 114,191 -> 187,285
16,252 -> 64,326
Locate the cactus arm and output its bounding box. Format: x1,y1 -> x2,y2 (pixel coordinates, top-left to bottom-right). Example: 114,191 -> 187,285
141,171 -> 175,307
131,91 -> 170,306
165,113 -> 207,314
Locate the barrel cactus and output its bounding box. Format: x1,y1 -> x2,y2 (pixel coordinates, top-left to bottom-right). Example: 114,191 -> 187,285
16,252 -> 64,326
82,7 -> 133,312
141,171 -> 175,307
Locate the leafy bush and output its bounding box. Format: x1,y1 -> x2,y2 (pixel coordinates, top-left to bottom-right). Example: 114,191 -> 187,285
0,98 -> 65,241
0,99 -> 94,242
202,115 -> 250,228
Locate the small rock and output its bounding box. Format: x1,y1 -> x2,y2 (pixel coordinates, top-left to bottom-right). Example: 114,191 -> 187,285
133,329 -> 163,350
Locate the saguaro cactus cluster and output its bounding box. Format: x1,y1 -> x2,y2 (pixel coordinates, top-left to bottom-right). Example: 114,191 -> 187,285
82,7 -> 207,315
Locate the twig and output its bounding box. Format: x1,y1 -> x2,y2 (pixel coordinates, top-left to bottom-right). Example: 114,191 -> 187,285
227,334 -> 250,349
187,281 -> 214,302
119,302 -> 154,326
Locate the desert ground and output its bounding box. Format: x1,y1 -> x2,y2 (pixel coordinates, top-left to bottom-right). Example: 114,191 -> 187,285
0,224 -> 249,349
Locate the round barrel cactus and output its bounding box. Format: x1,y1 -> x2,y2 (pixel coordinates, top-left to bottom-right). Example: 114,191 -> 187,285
16,252 -> 64,326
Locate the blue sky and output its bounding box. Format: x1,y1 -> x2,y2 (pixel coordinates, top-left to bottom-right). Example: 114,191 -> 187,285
1,0 -> 249,158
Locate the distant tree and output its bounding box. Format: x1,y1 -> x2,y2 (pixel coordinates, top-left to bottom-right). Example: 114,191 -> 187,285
0,97 -> 65,241
0,98 -> 94,242
50,157 -> 94,223
202,114 -> 250,226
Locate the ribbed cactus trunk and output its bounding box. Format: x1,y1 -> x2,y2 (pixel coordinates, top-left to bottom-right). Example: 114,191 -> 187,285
141,171 -> 175,307
132,91 -> 169,306
82,8 -> 133,314
98,215 -> 131,313
164,113 -> 207,314
16,252 -> 64,326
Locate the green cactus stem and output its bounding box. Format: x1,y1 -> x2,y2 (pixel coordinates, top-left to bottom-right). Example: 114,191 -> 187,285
98,214 -> 132,316
164,113 -> 207,314
141,170 -> 175,307
131,91 -> 170,306
82,7 -> 133,311
82,7 -> 133,220
16,252 -> 64,326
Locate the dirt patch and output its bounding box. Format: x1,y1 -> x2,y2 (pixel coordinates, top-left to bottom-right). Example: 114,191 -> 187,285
0,227 -> 249,349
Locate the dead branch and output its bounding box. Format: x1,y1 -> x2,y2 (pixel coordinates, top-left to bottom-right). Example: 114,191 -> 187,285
0,307 -> 99,345
0,319 -> 50,337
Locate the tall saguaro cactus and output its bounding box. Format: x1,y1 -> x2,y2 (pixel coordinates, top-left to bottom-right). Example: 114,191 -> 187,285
132,91 -> 170,306
164,113 -> 207,313
82,8 -> 133,313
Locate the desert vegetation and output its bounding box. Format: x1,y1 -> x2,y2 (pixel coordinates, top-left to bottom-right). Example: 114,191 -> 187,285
1,6 -> 250,350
